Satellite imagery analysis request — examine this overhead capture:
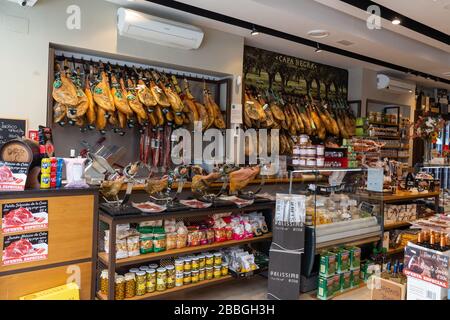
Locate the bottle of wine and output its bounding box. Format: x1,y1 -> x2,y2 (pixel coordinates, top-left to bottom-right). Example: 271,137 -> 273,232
439,232 -> 449,252
417,231 -> 423,246
429,232 -> 437,251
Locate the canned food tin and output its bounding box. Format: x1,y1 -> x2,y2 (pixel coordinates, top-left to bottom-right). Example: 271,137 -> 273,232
299,157 -> 307,166
316,157 -> 325,167
50,174 -> 57,188
41,158 -> 51,174
306,158 -> 316,167
56,158 -> 64,173
316,145 -> 325,157
50,157 -> 57,174
40,173 -> 51,189
306,147 -> 317,157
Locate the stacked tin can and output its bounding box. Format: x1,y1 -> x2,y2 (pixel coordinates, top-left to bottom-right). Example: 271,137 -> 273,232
40,157 -> 63,189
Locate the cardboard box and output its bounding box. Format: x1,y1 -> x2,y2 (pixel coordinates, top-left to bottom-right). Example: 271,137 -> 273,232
370,276 -> 406,300
407,277 -> 448,300
19,283 -> 80,300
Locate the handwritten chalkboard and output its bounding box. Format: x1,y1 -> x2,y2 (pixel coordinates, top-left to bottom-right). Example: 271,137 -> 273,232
0,118 -> 27,147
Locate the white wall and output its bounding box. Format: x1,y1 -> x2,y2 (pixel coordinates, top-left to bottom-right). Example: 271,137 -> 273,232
0,0 -> 244,130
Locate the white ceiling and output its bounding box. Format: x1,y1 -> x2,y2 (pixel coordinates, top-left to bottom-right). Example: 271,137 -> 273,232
374,0 -> 450,35
106,0 -> 450,90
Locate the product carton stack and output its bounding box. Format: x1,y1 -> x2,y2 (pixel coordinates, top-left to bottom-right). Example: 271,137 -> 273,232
403,243 -> 449,300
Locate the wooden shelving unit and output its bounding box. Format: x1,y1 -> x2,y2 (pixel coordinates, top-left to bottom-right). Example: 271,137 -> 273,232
97,275 -> 234,300
387,246 -> 405,255
384,221 -> 412,230
98,233 -> 273,267
316,232 -> 381,252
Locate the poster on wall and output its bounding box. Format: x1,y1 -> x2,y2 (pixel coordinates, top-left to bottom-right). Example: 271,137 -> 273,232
0,161 -> 29,191
2,231 -> 49,266
1,200 -> 49,234
243,45 -> 348,100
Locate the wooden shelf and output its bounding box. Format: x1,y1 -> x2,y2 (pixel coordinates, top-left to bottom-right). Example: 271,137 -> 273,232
387,246 -> 405,255
384,221 -> 412,230
99,233 -> 273,267
97,275 -> 234,300
369,122 -> 399,127
357,190 -> 440,203
316,232 -> 381,252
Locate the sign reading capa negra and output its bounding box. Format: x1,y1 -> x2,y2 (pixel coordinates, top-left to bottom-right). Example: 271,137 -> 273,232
170,126 -> 280,168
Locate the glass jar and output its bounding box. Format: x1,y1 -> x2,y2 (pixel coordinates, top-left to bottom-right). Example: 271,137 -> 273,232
146,269 -> 156,293
316,157 -> 325,167
306,158 -> 316,167
221,262 -> 229,276
191,270 -> 199,283
316,145 -> 325,157
100,270 -> 109,295
191,257 -> 199,271
124,273 -> 136,299
213,253 -> 222,266
139,266 -> 149,272
135,271 -> 147,296
198,255 -> 206,269
183,272 -> 192,285
214,266 -> 222,278
175,272 -> 184,287
205,267 -> 213,280
199,268 -> 205,282
156,267 -> 167,292
175,259 -> 184,273
205,254 -> 214,267
166,265 -> 175,289
148,264 -> 158,270
115,275 -> 125,300
184,258 -> 192,272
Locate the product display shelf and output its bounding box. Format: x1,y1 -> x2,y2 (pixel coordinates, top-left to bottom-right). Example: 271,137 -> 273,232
315,232 -> 381,252
98,233 -> 273,267
387,246 -> 405,256
384,221 -> 412,230
357,190 -> 440,203
96,275 -> 234,300
97,201 -> 275,300
369,122 -> 399,127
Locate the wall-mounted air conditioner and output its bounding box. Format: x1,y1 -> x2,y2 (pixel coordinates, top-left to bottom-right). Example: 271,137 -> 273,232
117,8 -> 204,50
377,74 -> 415,94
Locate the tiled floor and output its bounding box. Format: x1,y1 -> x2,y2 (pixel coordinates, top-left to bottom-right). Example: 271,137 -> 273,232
166,276 -> 371,300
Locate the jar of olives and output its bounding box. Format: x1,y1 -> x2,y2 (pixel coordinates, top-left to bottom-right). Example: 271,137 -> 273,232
175,272 -> 184,287
221,262 -> 229,276
135,271 -> 147,296
205,267 -> 213,280
183,272 -> 192,285
124,273 -> 136,299
100,270 -> 109,295
115,275 -> 125,300
214,266 -> 222,278
146,269 -> 156,293
198,254 -> 206,269
191,257 -> 199,271
205,254 -> 214,267
191,270 -> 199,283
184,258 -> 192,272
214,253 -> 222,266
199,268 -> 205,282
156,267 -> 167,291
175,259 -> 184,273
166,265 -> 175,289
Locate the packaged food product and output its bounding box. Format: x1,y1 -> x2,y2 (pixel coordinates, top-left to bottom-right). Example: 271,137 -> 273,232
317,276 -> 334,300
115,275 -> 125,300
183,272 -> 192,285
333,274 -> 340,294
340,271 -> 351,291
214,266 -> 221,278
166,232 -> 177,250
176,233 -> 188,249
205,254 -> 214,267
153,229 -> 166,253
214,253 -> 222,266
348,246 -> 361,270
175,259 -> 184,273
184,258 -> 192,272
214,228 -> 227,242
126,236 -> 140,257
164,219 -> 176,233
124,273 -> 136,299
156,267 -> 167,291
187,228 -> 201,247
350,268 -> 361,287
199,268 -> 205,281
116,239 -> 128,259
166,265 -> 175,289
175,272 -> 184,287
225,226 -> 233,241
100,270 -> 109,295
146,269 -> 156,293
191,270 -> 199,283
139,233 -> 153,254
198,254 -> 206,269
135,271 -> 147,296
191,257 -> 199,271
199,228 -> 208,245
336,248 -> 350,273
221,262 -> 229,276
206,229 -> 215,244
319,251 -> 336,277
205,267 -> 213,280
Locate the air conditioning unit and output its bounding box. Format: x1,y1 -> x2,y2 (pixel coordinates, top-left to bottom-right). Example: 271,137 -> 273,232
117,8 -> 204,50
377,74 -> 415,94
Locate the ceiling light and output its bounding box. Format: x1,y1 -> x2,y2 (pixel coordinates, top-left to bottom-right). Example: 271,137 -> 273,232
250,26 -> 259,36
392,17 -> 401,25
307,29 -> 330,39
315,43 -> 323,53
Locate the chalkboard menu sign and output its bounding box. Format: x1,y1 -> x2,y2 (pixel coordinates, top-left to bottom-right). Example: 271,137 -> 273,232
0,118 -> 27,147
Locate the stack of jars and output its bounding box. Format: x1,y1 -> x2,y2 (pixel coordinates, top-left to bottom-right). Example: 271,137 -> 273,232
292,136 -> 325,168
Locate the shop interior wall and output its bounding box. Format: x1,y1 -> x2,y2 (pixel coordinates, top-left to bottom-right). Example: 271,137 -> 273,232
0,0 -> 244,131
